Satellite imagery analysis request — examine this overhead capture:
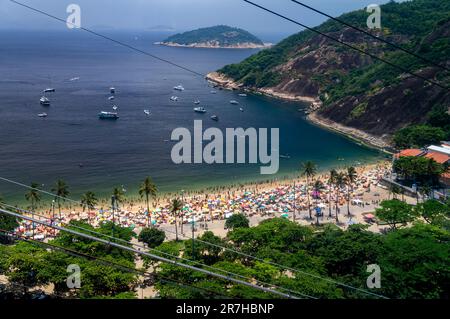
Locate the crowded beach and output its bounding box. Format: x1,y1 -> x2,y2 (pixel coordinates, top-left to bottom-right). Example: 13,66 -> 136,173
15,161 -> 406,240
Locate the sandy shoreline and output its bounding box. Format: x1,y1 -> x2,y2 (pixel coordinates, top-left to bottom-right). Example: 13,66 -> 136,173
206,72 -> 394,153
307,112 -> 394,154
20,160 -> 388,217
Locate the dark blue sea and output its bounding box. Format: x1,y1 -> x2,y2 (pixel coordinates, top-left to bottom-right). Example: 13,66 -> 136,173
0,30 -> 383,202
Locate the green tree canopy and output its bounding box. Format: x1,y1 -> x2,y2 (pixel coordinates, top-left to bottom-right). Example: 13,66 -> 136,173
225,213 -> 250,230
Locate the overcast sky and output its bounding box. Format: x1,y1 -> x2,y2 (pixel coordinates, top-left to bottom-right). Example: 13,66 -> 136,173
1,0 -> 398,35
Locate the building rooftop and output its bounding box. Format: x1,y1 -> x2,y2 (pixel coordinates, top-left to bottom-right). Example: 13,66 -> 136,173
427,145 -> 450,156
424,151 -> 450,164
395,149 -> 424,158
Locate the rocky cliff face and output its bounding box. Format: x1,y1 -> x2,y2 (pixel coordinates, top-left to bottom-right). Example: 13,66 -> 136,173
317,20 -> 450,141
217,0 -> 450,147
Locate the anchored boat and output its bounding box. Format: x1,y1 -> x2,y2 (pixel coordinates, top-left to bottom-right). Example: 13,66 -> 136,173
40,96 -> 50,106
98,111 -> 119,120
194,107 -> 206,113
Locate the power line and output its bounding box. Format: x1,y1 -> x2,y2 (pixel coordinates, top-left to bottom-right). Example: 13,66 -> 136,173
0,202 -> 313,299
8,0 -> 205,78
242,0 -> 449,91
0,229 -> 231,299
0,207 -> 306,299
290,0 -> 450,73
0,177 -> 387,298
159,225 -> 389,299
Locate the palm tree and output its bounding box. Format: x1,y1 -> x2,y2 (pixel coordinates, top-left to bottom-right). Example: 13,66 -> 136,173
51,179 -> 69,219
346,167 -> 357,216
112,187 -> 126,209
334,172 -> 346,223
81,191 -> 97,211
170,198 -> 183,241
312,180 -> 325,225
25,182 -> 41,211
328,169 -> 337,218
80,191 -> 98,224
25,182 -> 41,239
139,177 -> 158,227
301,161 -> 317,219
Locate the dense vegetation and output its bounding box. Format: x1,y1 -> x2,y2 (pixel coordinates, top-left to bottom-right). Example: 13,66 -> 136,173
219,0 -> 450,141
163,25 -> 264,46
393,156 -> 445,187
393,105 -> 450,148
220,0 -> 450,93
1,203 -> 449,299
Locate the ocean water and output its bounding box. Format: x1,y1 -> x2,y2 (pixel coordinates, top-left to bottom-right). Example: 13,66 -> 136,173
0,30 -> 383,202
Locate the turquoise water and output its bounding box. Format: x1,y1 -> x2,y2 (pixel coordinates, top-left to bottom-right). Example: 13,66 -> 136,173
0,31 -> 384,203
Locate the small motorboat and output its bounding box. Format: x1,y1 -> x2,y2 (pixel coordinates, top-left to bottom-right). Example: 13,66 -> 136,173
194,107 -> 206,113
173,85 -> 185,91
211,115 -> 219,121
238,93 -> 247,97
239,107 -> 244,112
280,154 -> 291,159
210,90 -> 217,94
230,100 -> 239,105
108,96 -> 115,101
144,109 -> 151,115
98,111 -> 119,120
170,96 -> 179,101
40,96 -> 50,106
38,113 -> 47,118
69,77 -> 80,81
43,88 -> 55,93
110,87 -> 116,94
194,100 -> 201,105
112,105 -> 118,111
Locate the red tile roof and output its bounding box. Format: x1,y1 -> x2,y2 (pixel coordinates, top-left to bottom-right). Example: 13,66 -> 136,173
395,149 -> 423,158
424,151 -> 450,164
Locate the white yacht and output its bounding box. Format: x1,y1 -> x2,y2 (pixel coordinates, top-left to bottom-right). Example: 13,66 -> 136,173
144,109 -> 151,115
40,96 -> 50,106
173,85 -> 185,91
230,100 -> 239,105
194,107 -> 206,113
43,88 -> 55,93
38,113 -> 48,118
98,111 -> 119,120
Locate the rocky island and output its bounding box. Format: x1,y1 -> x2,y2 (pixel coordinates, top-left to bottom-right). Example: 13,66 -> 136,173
159,25 -> 270,49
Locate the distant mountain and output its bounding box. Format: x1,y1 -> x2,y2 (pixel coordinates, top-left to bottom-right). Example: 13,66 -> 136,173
160,25 -> 268,49
211,0 -> 450,149
148,25 -> 176,32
